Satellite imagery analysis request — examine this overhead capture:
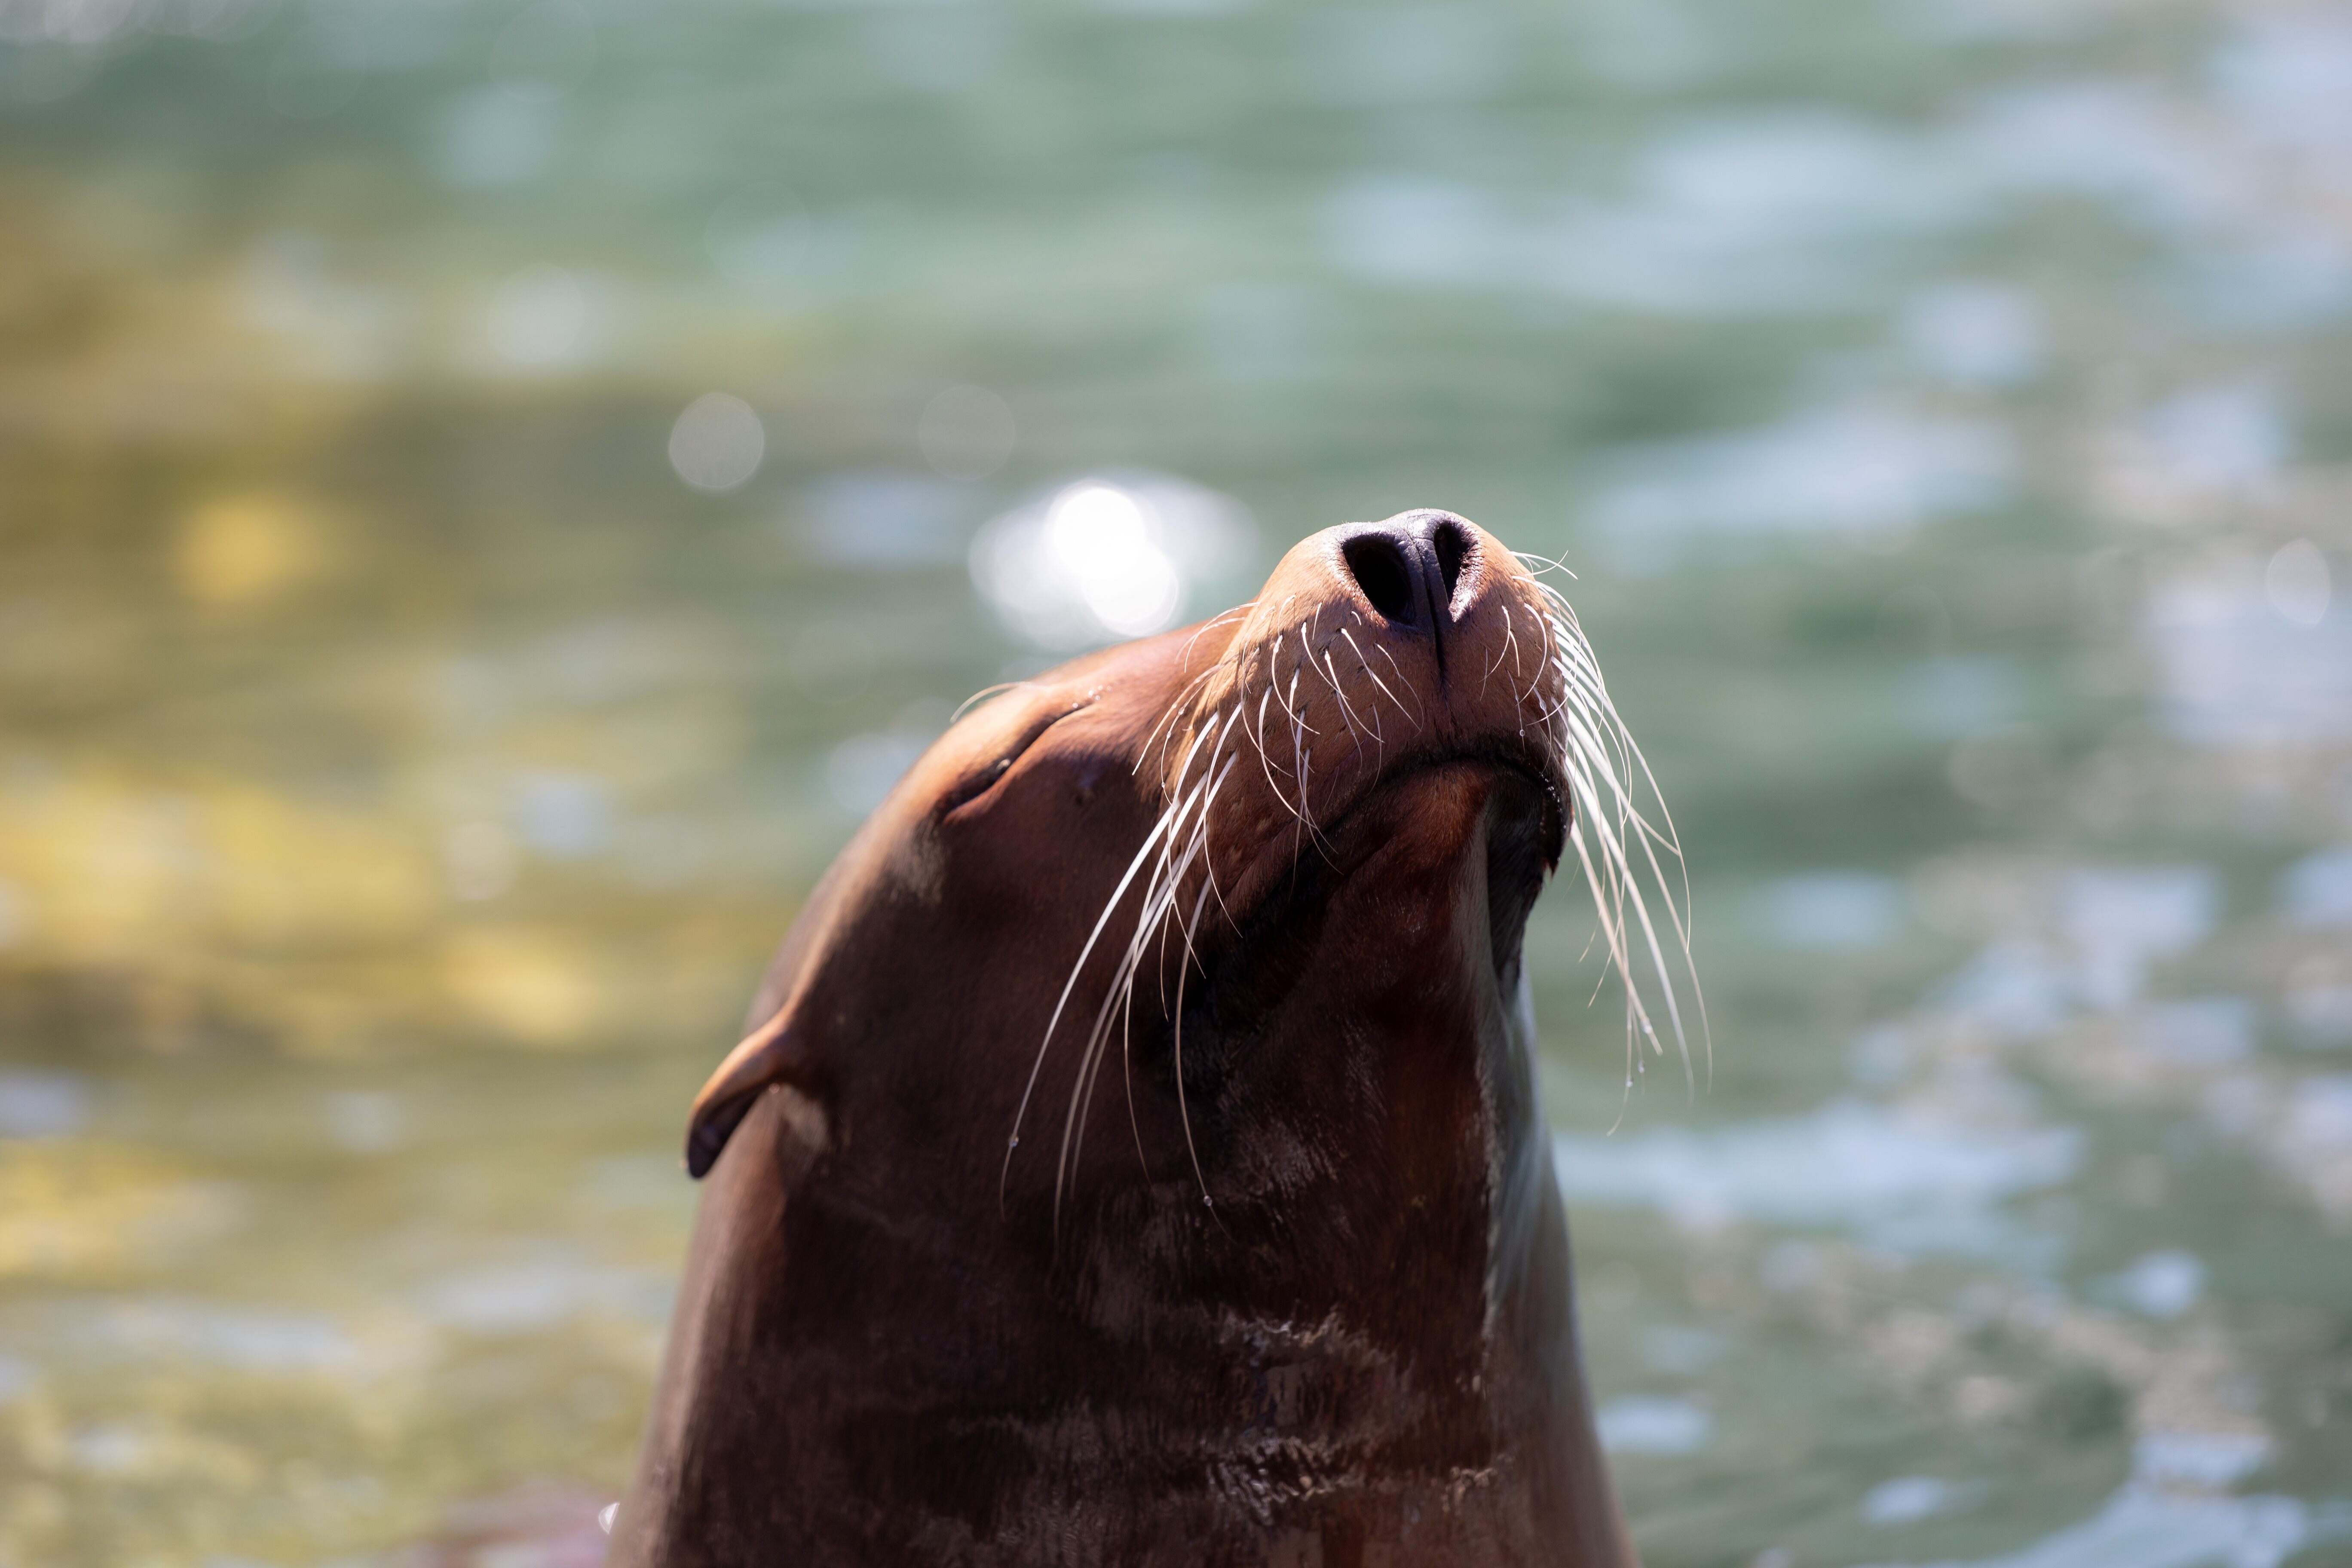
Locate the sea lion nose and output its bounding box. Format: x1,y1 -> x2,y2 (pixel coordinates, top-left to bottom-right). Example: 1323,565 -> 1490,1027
1335,508 -> 1478,636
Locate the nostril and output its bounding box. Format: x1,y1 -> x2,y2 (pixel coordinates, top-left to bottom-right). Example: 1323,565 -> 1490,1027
1431,520 -> 1469,608
1341,533 -> 1416,623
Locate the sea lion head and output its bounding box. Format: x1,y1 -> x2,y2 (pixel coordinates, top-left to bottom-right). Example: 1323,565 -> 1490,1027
623,508 -> 1677,1565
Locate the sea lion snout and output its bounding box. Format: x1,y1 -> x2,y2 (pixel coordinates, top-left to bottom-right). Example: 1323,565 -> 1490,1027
1327,508 -> 1487,644
1151,510 -> 1575,925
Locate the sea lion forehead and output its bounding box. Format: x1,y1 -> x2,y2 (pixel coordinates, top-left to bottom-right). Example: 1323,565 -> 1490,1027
903,620 -> 1243,815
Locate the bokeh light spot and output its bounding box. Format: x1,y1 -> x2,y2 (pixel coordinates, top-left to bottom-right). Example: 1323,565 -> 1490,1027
969,472 -> 1255,650
1044,484 -> 1179,638
668,393 -> 765,493
2265,539 -> 2332,628
485,264 -> 588,369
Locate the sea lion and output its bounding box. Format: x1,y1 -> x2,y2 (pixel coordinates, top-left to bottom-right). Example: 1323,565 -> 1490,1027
609,508 -> 1691,1568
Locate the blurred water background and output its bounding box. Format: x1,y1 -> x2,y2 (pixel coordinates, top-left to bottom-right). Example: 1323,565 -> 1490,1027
4,0 -> 2352,1563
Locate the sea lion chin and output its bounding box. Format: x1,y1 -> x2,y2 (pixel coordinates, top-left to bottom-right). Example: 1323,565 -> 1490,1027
610,509 -> 1685,1568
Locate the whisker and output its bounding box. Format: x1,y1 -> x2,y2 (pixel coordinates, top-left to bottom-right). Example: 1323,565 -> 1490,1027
1005,788 -> 1185,1209
1179,599 -> 1257,666
1527,586 -> 1707,1097
1064,750 -> 1239,1209
1373,643 -> 1429,732
1011,711 -> 1231,1219
1341,628 -> 1413,735
951,681 -> 1033,724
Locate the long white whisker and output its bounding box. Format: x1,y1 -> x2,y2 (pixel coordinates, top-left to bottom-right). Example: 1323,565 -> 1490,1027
1004,796 -> 1182,1207
1012,710 -> 1230,1215
1341,629 -> 1412,735
1528,585 -> 1707,1095
1374,642 -> 1429,732
952,681 -> 1032,724
1055,765 -> 1222,1221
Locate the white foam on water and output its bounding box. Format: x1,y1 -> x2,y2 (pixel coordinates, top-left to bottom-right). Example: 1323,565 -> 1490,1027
2287,1075 -> 2352,1150
2209,12 -> 2352,161
2061,867 -> 2216,1011
1554,1097 -> 2080,1248
1932,940 -> 2075,1039
71,1299 -> 363,1375
2139,1432 -> 2271,1490
1864,1475 -> 1963,1526
2135,999 -> 2255,1067
2103,1249 -> 2205,1320
1596,1395 -> 1711,1455
1899,282 -> 2043,386
1325,111 -> 1978,313
0,1069 -> 87,1138
2145,556 -> 2352,748
1852,1490 -> 2309,1568
1853,1434 -> 2345,1568
1758,872 -> 1905,951
1951,80 -> 2234,233
1547,112 -> 1980,313
1925,866 -> 2222,1033
1587,404 -> 2013,571
420,1259 -> 671,1335
2280,847 -> 2352,928
2141,383 -> 2288,491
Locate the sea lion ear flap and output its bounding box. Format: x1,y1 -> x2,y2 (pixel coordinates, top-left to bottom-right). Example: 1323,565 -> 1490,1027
686,1004 -> 821,1179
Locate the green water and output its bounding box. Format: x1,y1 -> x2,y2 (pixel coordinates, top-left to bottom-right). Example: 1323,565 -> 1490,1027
4,0 -> 2352,1563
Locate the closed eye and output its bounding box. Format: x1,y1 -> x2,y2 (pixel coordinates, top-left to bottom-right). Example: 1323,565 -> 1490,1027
939,700 -> 1092,815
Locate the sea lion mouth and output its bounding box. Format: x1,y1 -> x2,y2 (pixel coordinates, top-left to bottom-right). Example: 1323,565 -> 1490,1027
1268,734 -> 1570,884
1173,735 -> 1568,1003
1226,745 -> 1564,983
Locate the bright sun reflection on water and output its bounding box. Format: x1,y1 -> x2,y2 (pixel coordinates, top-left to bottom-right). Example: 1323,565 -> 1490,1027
1043,484 -> 1178,638
969,473 -> 1255,651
